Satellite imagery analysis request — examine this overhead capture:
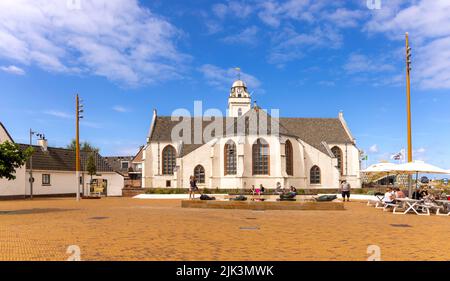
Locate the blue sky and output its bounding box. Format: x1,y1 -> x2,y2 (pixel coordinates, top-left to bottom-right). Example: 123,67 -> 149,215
0,0 -> 449,168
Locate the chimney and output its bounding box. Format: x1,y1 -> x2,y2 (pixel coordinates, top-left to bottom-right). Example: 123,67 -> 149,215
38,138 -> 48,152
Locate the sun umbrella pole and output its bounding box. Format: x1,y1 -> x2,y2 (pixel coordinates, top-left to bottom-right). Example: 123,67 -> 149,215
408,174 -> 412,198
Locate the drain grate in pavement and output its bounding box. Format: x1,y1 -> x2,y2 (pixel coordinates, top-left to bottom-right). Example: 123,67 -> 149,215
390,224 -> 412,228
89,216 -> 109,220
239,226 -> 259,230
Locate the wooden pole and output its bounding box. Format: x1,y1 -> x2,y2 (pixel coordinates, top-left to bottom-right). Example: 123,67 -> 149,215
76,94 -> 80,201
405,33 -> 413,197
405,33 -> 413,163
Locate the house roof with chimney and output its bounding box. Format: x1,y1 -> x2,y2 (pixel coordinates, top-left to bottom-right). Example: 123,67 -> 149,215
18,144 -> 114,172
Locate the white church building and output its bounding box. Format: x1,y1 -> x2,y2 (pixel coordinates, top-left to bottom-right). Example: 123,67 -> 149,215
142,79 -> 361,190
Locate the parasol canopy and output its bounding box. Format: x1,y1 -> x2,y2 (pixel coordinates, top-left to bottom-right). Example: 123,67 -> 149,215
391,160 -> 450,174
362,162 -> 398,173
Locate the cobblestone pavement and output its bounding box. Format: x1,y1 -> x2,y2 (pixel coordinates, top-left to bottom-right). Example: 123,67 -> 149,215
1,198 -> 449,261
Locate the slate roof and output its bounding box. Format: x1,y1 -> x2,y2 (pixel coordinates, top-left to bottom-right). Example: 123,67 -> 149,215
103,156 -> 135,177
18,144 -> 114,172
148,108 -> 354,157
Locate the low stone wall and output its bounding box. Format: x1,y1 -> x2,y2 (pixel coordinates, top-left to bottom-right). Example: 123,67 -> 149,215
181,200 -> 345,211
122,187 -> 146,197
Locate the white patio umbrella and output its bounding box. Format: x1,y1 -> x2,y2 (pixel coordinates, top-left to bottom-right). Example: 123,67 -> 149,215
390,161 -> 450,196
362,162 -> 398,173
362,162 -> 399,190
393,161 -> 449,174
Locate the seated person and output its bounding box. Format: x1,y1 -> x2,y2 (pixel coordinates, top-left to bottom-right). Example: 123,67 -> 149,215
394,187 -> 405,199
412,188 -> 422,200
250,185 -> 256,195
383,188 -> 396,204
274,182 -> 283,195
259,184 -> 265,195
420,186 -> 429,198
290,186 -> 297,195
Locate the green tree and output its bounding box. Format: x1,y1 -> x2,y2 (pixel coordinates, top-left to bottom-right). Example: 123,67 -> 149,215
86,153 -> 97,183
0,141 -> 33,180
67,139 -> 99,153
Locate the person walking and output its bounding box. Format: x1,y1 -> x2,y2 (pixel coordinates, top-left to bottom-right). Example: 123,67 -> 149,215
340,180 -> 351,202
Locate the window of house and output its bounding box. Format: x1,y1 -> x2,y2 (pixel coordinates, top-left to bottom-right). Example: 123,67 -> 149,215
224,140 -> 237,175
42,174 -> 51,185
121,161 -> 129,170
310,166 -> 321,184
252,138 -> 270,175
194,165 -> 205,184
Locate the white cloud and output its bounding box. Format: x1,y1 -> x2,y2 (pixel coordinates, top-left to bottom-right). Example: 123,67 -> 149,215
198,64 -> 261,90
221,26 -> 259,46
0,65 -> 25,75
212,1 -> 254,19
344,53 -> 395,74
43,110 -> 72,119
112,106 -> 129,113
268,25 -> 342,66
364,0 -> 450,89
0,0 -> 188,86
369,144 -> 379,153
323,8 -> 364,28
415,147 -> 426,154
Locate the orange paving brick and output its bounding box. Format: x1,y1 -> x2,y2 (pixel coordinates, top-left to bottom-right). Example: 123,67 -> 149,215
1,197 -> 450,261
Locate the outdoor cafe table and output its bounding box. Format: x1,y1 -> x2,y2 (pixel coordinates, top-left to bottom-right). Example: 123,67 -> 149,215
394,198 -> 422,215
435,200 -> 450,212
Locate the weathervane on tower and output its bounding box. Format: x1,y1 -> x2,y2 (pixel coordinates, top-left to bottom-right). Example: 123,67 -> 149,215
234,67 -> 241,80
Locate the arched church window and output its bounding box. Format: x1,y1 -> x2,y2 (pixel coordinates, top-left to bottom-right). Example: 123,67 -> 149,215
224,140 -> 237,175
162,145 -> 176,175
194,165 -> 205,184
331,146 -> 343,175
310,165 -> 321,184
285,140 -> 293,176
252,138 -> 270,175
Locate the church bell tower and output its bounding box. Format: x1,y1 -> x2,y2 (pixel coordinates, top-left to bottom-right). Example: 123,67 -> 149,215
228,79 -> 251,117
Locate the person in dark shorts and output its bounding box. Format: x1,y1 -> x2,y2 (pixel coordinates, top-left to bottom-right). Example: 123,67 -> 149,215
189,175 -> 198,200
340,180 -> 351,202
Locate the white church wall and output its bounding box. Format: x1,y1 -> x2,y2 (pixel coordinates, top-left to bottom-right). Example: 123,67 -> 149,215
328,143 -> 361,188
302,141 -> 340,189
180,141 -> 212,189
143,141 -> 178,188
284,137 -> 307,189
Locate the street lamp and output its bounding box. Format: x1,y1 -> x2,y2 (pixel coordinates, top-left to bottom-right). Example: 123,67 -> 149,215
29,129 -> 45,199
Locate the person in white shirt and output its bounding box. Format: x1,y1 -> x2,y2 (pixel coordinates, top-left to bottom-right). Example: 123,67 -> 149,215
383,188 -> 396,203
